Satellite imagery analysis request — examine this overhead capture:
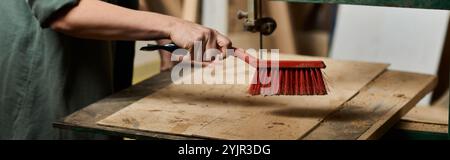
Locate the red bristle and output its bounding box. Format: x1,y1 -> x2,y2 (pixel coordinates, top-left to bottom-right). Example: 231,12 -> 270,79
306,69 -> 311,95
312,69 -> 318,95
263,69 -> 268,84
308,71 -> 312,95
266,69 -> 272,95
311,69 -> 316,95
314,69 -> 320,94
271,68 -> 278,95
317,69 -> 324,94
312,69 -> 317,94
248,65 -> 327,96
292,70 -> 295,95
294,69 -> 299,95
236,48 -> 327,96
286,69 -> 291,95
315,68 -> 327,95
268,69 -> 276,95
280,69 -> 284,95
310,69 -> 314,95
307,69 -> 312,95
316,69 -> 323,94
274,69 -> 281,94
249,68 -> 259,95
289,69 -> 294,95
280,70 -> 289,95
256,69 -> 264,95
299,69 -> 305,95
309,69 -> 313,95
260,69 -> 269,95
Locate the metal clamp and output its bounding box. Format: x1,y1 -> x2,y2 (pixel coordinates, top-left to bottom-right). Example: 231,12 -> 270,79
237,0 -> 277,36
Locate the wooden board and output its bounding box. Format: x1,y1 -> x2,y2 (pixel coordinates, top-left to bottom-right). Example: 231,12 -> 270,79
395,121 -> 448,134
55,69 -> 436,139
97,55 -> 388,140
302,71 -> 437,140
403,106 -> 448,125
56,71 -> 201,140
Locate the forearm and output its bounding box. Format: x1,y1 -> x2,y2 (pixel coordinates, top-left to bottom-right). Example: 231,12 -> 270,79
51,0 -> 178,41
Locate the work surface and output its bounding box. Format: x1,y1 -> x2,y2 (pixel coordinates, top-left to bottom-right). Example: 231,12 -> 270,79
54,55 -> 437,140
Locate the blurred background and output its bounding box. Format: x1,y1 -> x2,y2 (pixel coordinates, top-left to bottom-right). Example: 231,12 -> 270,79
132,0 -> 449,126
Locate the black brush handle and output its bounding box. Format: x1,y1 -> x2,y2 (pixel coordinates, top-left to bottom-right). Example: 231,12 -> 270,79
140,43 -> 257,67
140,43 -> 179,52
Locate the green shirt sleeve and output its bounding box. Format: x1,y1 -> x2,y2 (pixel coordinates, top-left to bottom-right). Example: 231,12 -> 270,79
27,0 -> 79,27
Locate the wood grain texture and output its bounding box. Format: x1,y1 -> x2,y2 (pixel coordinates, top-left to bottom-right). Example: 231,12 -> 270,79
302,71 -> 437,140
357,72 -> 437,140
395,121 -> 448,134
97,56 -> 389,140
403,105 -> 448,125
57,71 -> 201,140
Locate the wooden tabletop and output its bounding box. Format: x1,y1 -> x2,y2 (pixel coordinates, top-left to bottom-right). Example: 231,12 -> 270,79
54,67 -> 436,140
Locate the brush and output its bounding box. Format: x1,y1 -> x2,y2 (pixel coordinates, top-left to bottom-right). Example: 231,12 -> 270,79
140,43 -> 327,96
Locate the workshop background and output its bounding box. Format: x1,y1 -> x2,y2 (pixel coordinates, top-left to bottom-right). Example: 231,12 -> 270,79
130,0 -> 448,139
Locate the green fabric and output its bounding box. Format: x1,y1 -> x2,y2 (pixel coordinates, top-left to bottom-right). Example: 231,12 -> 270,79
0,0 -> 128,139
28,0 -> 79,27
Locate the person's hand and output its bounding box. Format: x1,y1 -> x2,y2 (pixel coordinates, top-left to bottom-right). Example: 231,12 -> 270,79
157,39 -> 177,71
168,20 -> 232,62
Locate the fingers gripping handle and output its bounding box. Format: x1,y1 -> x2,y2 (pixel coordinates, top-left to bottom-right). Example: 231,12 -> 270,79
140,43 -> 179,52
140,43 -> 257,66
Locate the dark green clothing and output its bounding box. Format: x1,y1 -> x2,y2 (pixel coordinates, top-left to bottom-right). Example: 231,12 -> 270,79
112,0 -> 138,92
0,0 -> 136,139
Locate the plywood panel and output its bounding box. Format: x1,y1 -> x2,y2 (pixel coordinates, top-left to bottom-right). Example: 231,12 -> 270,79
403,105 -> 448,125
302,71 -> 437,140
395,121 -> 448,134
98,55 -> 388,140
